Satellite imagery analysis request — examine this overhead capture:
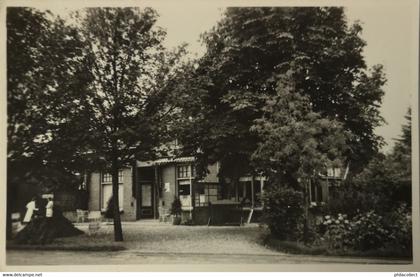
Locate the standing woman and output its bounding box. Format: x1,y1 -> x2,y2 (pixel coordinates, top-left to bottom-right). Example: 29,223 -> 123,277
46,197 -> 54,219
23,197 -> 38,224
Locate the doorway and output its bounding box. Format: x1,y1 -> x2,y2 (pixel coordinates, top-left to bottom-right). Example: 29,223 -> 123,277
137,167 -> 155,219
139,182 -> 154,218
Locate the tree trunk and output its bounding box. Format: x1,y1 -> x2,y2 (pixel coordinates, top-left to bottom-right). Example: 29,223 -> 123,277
111,157 -> 124,241
303,179 -> 309,244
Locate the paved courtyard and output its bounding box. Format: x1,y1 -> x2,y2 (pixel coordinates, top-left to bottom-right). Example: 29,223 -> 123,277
6,220 -> 412,265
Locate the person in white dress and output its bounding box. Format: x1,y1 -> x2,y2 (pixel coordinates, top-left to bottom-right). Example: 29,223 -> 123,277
23,197 -> 38,223
46,197 -> 54,219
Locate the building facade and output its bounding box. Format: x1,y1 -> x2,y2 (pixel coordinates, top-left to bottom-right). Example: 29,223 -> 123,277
86,156 -> 346,224
87,157 -> 266,224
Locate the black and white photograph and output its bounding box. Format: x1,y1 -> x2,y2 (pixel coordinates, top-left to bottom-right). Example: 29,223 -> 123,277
4,0 -> 419,271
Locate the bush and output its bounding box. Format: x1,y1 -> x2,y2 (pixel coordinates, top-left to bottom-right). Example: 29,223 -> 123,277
321,214 -> 353,250
170,197 -> 182,217
350,211 -> 389,251
318,206 -> 412,256
262,186 -> 304,240
326,184 -> 382,217
104,196 -> 123,219
383,204 -> 412,253
320,210 -> 391,251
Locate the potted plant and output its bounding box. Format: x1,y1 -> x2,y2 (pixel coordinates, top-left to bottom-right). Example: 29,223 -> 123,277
170,196 -> 182,225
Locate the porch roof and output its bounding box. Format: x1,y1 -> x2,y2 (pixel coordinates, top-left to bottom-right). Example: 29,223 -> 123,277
137,156 -> 195,167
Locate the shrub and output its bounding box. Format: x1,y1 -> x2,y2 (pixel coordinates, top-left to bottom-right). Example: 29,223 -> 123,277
383,204 -> 412,253
319,207 -> 412,254
326,184 -> 381,217
104,197 -> 114,219
321,214 -> 353,249
170,197 -> 182,217
350,210 -> 389,251
262,186 -> 304,241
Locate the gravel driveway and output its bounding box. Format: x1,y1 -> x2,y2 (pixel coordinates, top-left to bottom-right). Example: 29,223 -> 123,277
72,220 -> 275,255
6,220 -> 412,265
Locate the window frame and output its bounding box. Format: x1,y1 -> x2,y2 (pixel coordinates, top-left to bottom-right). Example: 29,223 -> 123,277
100,170 -> 124,212
101,170 -> 124,184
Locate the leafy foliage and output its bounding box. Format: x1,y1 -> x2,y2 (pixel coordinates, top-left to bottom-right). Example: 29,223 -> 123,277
348,108 -> 412,212
347,211 -> 389,251
7,7 -> 187,241
7,8 -> 91,238
78,7 -> 184,166
321,214 -> 353,249
177,7 -> 386,181
7,8 -> 91,187
383,204 -> 412,253
319,205 -> 412,253
262,186 -> 304,240
251,70 -> 349,188
72,8 -> 187,241
104,196 -> 115,219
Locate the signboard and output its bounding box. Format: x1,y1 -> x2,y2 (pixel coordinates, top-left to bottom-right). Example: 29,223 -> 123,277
164,182 -> 170,192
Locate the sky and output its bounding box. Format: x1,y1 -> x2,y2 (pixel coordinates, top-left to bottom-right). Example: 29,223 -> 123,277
46,3 -> 416,153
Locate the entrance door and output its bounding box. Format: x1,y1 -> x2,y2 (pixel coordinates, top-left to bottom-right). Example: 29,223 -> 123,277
139,183 -> 154,218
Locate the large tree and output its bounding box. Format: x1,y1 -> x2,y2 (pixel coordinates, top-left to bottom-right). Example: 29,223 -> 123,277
7,7 -> 91,239
76,7 -> 185,241
349,108 -> 412,212
250,69 -> 349,239
251,69 -> 349,188
177,7 -> 386,181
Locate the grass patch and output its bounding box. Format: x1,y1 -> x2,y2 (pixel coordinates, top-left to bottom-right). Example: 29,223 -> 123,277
6,243 -> 125,252
263,235 -> 412,260
7,233 -> 126,252
263,236 -> 327,255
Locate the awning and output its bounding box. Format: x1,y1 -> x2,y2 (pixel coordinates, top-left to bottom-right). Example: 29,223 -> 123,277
136,156 -> 195,167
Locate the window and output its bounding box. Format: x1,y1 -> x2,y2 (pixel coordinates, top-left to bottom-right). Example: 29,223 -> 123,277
101,184 -> 124,211
327,167 -> 341,178
238,179 -> 263,207
177,165 -> 191,178
177,164 -> 194,208
310,180 -> 324,203
194,183 -> 218,207
178,180 -> 191,195
177,164 -> 196,179
218,181 -> 236,201
102,170 -> 124,183
191,166 -> 196,178
101,170 -> 124,211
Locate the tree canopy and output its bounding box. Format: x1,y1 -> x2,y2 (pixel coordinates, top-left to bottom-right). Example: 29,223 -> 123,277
7,7 -> 187,241
250,69 -> 349,189
7,7 -> 90,190
176,7 -> 386,181
7,7 -> 92,239
350,108 -> 412,211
